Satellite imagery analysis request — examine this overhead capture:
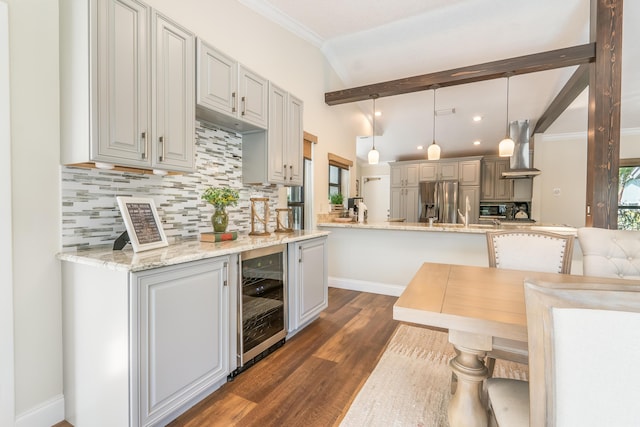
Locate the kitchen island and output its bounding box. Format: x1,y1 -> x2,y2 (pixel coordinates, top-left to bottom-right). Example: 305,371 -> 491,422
317,221 -> 581,296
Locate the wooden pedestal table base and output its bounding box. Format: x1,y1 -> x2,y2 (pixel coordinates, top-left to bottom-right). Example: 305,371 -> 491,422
448,346 -> 489,427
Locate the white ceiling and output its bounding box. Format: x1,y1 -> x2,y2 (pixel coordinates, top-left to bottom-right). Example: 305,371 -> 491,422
240,0 -> 640,163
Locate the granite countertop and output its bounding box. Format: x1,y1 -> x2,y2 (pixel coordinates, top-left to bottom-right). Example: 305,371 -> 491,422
57,230 -> 330,272
317,221 -> 577,235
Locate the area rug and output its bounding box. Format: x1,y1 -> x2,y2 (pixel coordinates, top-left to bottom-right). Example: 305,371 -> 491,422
339,324 -> 529,427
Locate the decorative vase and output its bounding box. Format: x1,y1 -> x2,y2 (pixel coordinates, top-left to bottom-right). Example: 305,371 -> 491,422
211,206 -> 228,233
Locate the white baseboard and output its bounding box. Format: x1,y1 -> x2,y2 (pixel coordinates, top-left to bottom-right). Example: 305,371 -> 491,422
15,394 -> 64,427
329,276 -> 405,297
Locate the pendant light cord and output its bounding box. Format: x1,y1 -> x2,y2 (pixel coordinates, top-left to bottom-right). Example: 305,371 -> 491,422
505,76 -> 510,135
372,96 -> 376,149
432,89 -> 436,143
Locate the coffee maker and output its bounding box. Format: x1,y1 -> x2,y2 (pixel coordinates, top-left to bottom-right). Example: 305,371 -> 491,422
348,197 -> 364,217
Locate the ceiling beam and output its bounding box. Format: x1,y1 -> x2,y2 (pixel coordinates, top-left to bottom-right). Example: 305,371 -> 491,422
533,63 -> 590,134
324,43 -> 596,105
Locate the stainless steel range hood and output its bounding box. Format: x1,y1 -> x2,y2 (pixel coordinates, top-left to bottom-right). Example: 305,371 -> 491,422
502,119 -> 541,179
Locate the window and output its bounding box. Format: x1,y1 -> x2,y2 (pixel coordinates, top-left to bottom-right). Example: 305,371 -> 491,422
327,153 -> 353,200
618,159 -> 640,230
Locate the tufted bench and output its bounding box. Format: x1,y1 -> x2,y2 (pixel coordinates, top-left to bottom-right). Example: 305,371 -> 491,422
578,227 -> 640,279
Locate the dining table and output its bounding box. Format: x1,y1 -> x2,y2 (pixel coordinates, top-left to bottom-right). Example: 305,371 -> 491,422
392,262 -> 619,427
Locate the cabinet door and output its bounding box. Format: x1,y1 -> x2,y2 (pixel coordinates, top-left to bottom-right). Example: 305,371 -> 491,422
286,94 -> 304,186
494,159 -> 514,200
481,160 -> 496,200
134,258 -> 229,427
439,162 -> 459,180
459,160 -> 481,186
419,163 -> 437,181
196,40 -> 238,116
459,186 -> 480,224
390,165 -> 404,187
405,187 -> 420,222
96,0 -> 150,166
290,238 -> 328,330
152,12 -> 195,172
267,83 -> 287,183
390,187 -> 404,219
239,65 -> 268,128
405,164 -> 420,186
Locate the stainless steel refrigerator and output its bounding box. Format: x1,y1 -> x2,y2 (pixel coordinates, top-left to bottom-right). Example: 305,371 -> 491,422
419,180 -> 459,223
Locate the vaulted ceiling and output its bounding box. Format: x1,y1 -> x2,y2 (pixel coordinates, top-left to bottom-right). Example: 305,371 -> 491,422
240,0 -> 639,163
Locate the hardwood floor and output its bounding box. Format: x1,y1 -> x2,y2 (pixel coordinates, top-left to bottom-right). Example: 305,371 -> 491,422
167,288 -> 399,427
51,288 -> 398,427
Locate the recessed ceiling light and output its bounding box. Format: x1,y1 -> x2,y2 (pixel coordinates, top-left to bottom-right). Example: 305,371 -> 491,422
473,140 -> 481,145
375,111 -> 382,117
473,115 -> 482,122
417,145 -> 424,150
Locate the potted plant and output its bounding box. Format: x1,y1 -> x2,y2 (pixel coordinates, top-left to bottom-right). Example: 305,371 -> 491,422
330,193 -> 344,212
202,187 -> 240,232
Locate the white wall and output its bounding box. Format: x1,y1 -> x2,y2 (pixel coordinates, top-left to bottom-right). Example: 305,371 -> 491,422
7,0 -> 364,423
1,2 -> 15,425
8,0 -> 63,424
533,130 -> 640,227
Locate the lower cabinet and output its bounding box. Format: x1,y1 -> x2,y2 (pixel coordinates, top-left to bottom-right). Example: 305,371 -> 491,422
459,186 -> 480,225
390,186 -> 419,222
288,236 -> 328,333
133,257 -> 233,426
61,255 -> 237,427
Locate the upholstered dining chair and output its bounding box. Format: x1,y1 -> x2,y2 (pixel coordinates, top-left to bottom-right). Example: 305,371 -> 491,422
486,230 -> 575,274
484,230 -> 575,367
577,227 -> 640,279
486,278 -> 640,427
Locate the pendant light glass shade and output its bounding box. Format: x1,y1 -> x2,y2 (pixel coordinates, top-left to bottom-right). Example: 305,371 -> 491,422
428,89 -> 441,160
499,77 -> 514,157
368,95 -> 379,164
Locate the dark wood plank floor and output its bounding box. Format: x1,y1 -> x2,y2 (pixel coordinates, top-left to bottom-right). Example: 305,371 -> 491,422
168,288 -> 399,427
52,288 -> 398,427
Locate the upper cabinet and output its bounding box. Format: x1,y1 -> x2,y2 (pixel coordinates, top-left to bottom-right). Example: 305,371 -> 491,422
391,163 -> 419,187
242,83 -> 303,186
458,159 -> 481,186
196,40 -> 268,132
481,157 -> 513,201
60,0 -> 195,173
419,161 -> 458,182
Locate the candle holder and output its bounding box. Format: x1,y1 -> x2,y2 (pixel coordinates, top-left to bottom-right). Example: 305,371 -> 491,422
249,197 -> 271,236
275,208 -> 294,233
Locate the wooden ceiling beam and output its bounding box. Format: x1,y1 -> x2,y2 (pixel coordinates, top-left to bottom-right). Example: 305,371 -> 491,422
533,63 -> 590,134
324,43 -> 596,105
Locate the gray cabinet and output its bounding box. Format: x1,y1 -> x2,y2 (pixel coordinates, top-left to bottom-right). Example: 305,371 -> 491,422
459,159 -> 482,186
133,257 -> 232,426
196,39 -> 268,132
390,186 -> 419,222
459,186 -> 480,224
60,0 -> 195,173
288,237 -> 328,333
419,161 -> 458,181
391,163 -> 419,187
481,157 -> 513,201
242,83 -> 303,186
390,163 -> 419,222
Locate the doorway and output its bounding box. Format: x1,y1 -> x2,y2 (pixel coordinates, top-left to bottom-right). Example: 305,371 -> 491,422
361,175 -> 390,222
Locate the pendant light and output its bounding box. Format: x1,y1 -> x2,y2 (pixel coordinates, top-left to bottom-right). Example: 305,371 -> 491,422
498,76 -> 515,157
428,88 -> 441,160
368,94 -> 380,164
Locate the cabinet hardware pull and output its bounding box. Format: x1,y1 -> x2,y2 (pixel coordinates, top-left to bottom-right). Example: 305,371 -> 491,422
241,96 -> 246,116
141,131 -> 147,159
299,247 -> 302,263
290,165 -> 293,180
232,92 -> 237,113
159,136 -> 165,162
283,164 -> 287,180
223,261 -> 228,286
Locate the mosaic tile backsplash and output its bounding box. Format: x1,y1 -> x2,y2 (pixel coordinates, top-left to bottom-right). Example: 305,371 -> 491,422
61,121 -> 279,249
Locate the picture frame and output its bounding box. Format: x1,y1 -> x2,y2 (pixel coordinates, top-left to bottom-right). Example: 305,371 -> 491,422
116,196 -> 168,252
